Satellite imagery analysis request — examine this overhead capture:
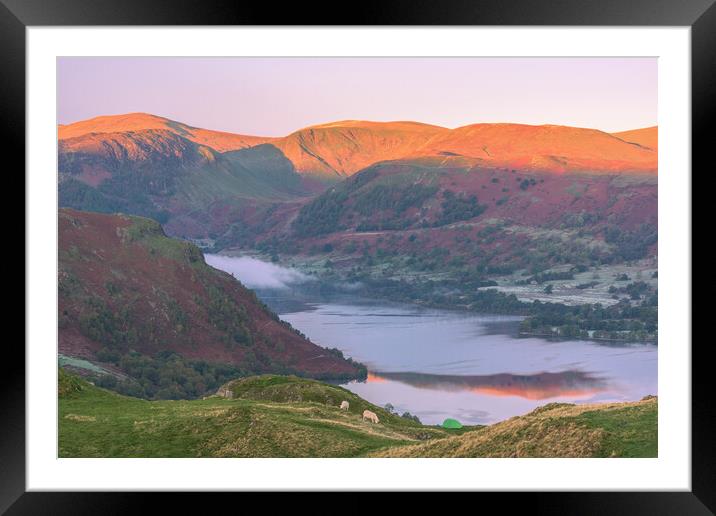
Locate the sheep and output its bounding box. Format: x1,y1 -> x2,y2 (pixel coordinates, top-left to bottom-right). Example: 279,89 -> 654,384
362,409 -> 379,424
340,400 -> 350,411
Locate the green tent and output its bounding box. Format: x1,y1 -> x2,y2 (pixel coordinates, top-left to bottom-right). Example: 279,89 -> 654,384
442,418 -> 463,429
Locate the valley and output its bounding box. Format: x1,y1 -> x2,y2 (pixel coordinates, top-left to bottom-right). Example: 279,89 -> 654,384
205,254 -> 657,426
57,111 -> 659,458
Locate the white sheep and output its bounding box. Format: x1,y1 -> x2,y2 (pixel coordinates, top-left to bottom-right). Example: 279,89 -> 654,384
340,400 -> 350,411
362,409 -> 379,424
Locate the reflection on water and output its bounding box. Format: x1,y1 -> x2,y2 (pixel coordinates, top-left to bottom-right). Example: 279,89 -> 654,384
368,370 -> 609,400
285,301 -> 656,425
208,255 -> 658,426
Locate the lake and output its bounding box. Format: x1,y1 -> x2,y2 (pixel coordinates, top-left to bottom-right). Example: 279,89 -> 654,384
206,254 -> 658,426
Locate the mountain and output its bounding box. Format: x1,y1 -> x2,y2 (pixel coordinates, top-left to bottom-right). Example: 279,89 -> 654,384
294,156 -> 657,233
264,120 -> 657,178
272,120 -> 658,178
274,120 -> 448,178
58,208 -> 365,398
58,124 -> 316,240
415,123 -> 657,174
58,112 -> 276,152
276,156 -> 658,268
611,126 -> 658,151
59,370 -> 657,458
58,113 -> 658,250
59,114 -> 658,182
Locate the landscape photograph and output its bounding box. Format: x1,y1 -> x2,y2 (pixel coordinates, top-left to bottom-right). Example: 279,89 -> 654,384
57,57 -> 658,458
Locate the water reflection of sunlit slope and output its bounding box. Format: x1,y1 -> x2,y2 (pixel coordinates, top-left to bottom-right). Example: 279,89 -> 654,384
368,370 -> 609,400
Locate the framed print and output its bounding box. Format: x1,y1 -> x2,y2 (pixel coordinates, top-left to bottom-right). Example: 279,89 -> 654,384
5,0 -> 711,512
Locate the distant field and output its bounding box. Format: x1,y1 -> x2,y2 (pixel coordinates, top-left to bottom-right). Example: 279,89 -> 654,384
275,253 -> 658,308
491,259 -> 659,307
59,370 -> 657,458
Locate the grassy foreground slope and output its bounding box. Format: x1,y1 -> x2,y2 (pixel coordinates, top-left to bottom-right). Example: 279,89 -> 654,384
58,370 -> 449,458
372,398 -> 657,458
59,370 -> 657,458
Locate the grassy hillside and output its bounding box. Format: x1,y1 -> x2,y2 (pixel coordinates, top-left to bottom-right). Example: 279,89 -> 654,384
58,371 -> 450,458
59,370 -> 657,458
372,397 -> 657,458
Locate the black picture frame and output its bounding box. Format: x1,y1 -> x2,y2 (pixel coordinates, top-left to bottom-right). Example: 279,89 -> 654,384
4,0 -> 710,512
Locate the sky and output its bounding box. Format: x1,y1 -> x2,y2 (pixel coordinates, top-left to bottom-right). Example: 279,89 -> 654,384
57,57 -> 657,136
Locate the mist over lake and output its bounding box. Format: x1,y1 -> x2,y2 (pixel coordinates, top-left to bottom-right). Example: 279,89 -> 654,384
209,254 -> 657,425
205,254 -> 312,290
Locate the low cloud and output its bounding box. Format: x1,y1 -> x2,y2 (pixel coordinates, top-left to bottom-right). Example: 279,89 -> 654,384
205,255 -> 311,290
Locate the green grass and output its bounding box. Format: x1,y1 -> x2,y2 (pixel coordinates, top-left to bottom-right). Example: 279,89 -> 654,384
372,398 -> 658,458
120,215 -> 205,264
574,402 -> 657,457
59,372 -> 449,458
224,375 -> 403,421
59,370 -> 657,458
59,368 -> 86,397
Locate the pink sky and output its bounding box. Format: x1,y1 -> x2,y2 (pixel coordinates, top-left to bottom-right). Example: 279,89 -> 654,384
57,57 -> 656,136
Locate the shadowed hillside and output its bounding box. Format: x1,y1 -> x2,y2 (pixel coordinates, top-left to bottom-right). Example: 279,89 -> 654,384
58,208 -> 365,400
58,128 -> 316,238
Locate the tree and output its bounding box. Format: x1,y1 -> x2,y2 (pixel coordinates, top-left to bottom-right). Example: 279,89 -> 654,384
401,412 -> 421,424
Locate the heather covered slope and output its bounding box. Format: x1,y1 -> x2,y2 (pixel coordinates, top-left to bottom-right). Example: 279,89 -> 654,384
265,158 -> 658,272
293,158 -> 657,236
58,208 -> 365,396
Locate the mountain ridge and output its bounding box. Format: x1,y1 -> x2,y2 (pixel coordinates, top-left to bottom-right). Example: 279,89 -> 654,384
57,113 -> 658,249
611,126 -> 658,150
59,112 -> 277,152
59,113 -> 658,179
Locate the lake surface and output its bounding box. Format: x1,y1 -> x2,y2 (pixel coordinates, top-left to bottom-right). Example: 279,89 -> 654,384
207,254 -> 658,426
